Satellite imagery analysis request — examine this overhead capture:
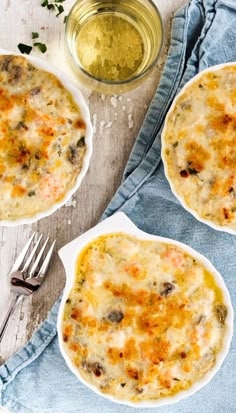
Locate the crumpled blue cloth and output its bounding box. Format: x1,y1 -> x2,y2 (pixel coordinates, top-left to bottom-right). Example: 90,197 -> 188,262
0,0 -> 236,412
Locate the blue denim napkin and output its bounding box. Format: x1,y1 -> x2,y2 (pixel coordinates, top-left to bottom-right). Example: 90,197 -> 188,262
1,0 -> 236,412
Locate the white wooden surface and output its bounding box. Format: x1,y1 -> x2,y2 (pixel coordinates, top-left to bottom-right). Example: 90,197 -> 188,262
0,0 -> 187,410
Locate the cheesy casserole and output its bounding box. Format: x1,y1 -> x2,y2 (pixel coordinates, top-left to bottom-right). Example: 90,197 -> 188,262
0,54 -> 87,220
62,233 -> 228,402
162,65 -> 236,232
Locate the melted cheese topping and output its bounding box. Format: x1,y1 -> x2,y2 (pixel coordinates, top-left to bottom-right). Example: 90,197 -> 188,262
162,65 -> 236,231
0,55 -> 87,220
62,233 -> 227,402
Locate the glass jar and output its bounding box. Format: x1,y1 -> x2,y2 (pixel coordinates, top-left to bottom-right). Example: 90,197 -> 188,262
65,0 -> 164,94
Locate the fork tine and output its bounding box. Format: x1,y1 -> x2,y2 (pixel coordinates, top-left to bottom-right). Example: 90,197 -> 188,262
10,232 -> 36,274
37,240 -> 56,282
21,234 -> 43,273
28,236 -> 49,278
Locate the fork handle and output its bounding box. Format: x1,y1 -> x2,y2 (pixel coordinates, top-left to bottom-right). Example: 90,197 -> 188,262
0,294 -> 23,343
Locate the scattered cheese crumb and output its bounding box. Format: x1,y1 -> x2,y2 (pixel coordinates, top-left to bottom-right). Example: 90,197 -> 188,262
106,121 -> 112,128
128,113 -> 134,129
99,120 -> 106,134
92,113 -> 97,134
111,96 -> 117,108
65,198 -> 77,208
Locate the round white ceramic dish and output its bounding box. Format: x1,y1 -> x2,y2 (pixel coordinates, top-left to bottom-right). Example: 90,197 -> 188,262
57,212 -> 233,408
0,48 -> 93,226
161,63 -> 236,235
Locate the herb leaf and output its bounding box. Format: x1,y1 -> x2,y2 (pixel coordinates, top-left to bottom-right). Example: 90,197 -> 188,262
17,43 -> 33,55
32,32 -> 39,39
56,4 -> 64,16
41,0 -> 65,13
34,42 -> 47,53
188,167 -> 199,175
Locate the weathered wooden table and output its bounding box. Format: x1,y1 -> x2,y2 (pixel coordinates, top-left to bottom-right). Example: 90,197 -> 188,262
0,0 -> 186,409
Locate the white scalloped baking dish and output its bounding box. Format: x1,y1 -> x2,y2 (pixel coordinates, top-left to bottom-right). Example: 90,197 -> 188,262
162,63 -> 236,234
57,212 -> 233,408
0,48 -> 93,226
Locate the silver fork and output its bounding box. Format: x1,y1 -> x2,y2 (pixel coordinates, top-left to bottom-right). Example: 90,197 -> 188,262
0,233 -> 56,343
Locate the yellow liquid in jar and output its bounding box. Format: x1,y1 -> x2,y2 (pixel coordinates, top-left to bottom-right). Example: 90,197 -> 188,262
76,14 -> 144,82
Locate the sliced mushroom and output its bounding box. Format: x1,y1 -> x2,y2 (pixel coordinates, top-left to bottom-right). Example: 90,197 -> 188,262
215,304 -> 227,325
16,121 -> 28,131
135,387 -> 144,394
107,310 -> 124,323
92,362 -> 105,377
160,282 -> 175,297
196,314 -> 206,325
9,65 -> 23,84
77,137 -> 85,148
82,360 -> 105,377
0,56 -> 12,71
67,145 -> 81,165
29,86 -> 41,96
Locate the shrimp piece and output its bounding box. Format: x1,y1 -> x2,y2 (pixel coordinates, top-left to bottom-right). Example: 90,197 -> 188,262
39,174 -> 65,201
163,248 -> 184,268
124,262 -> 146,280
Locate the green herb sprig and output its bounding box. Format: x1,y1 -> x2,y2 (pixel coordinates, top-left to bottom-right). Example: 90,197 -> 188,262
41,0 -> 66,17
17,32 -> 47,55
18,1 -> 67,54
33,42 -> 47,53
32,32 -> 39,39
17,43 -> 33,55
